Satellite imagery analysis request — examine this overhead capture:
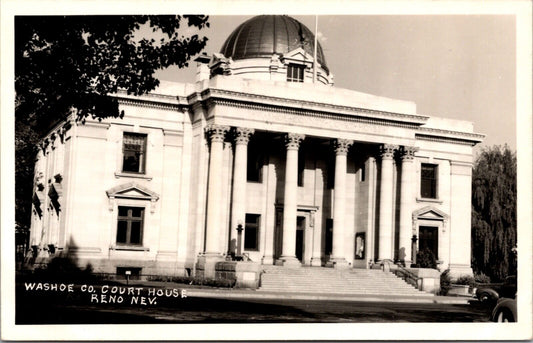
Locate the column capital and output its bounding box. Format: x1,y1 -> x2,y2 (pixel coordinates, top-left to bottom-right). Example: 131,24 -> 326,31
380,144 -> 399,160
205,124 -> 230,143
333,139 -> 353,156
285,133 -> 305,150
234,127 -> 255,145
401,146 -> 419,162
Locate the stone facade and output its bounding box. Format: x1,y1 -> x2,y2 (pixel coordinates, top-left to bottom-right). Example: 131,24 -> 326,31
27,16 -> 483,280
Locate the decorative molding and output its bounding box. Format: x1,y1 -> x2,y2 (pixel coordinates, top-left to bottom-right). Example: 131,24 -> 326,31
380,144 -> 398,160
205,124 -> 230,143
285,133 -> 305,150
207,89 -> 428,125
401,146 -> 419,162
106,182 -> 160,213
412,206 -> 449,234
415,133 -> 481,146
114,172 -> 153,181
234,127 -> 255,145
333,139 -> 353,155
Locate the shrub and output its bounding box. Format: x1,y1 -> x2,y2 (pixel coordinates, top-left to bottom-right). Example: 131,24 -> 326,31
455,275 -> 476,292
439,269 -> 452,295
474,273 -> 491,284
416,248 -> 437,269
147,275 -> 236,288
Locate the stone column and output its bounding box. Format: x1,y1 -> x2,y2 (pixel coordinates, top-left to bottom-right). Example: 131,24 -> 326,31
204,124 -> 230,255
398,146 -> 418,266
378,144 -> 398,261
276,133 -> 305,267
326,139 -> 353,268
230,127 -> 254,255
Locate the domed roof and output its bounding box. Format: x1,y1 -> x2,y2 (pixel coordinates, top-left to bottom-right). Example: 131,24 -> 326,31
220,15 -> 328,73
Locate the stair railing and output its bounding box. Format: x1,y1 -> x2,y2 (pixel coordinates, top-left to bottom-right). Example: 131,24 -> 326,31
392,265 -> 421,289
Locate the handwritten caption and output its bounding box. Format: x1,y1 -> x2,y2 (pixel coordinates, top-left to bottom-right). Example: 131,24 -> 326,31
24,282 -> 187,305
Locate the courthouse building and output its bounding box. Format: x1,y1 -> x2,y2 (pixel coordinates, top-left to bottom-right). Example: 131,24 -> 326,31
28,15 -> 483,279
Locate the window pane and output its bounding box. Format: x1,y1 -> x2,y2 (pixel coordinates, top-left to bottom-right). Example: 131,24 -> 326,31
244,227 -> 258,250
421,164 -> 437,198
117,221 -> 128,243
131,207 -> 143,218
122,133 -> 146,173
130,221 -> 142,244
118,207 -> 128,217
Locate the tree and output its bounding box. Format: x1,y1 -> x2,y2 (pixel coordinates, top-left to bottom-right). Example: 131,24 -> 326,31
15,15 -> 209,232
471,145 -> 517,281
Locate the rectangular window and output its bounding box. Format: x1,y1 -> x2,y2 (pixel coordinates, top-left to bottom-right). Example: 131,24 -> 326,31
420,163 -> 438,199
122,133 -> 147,173
287,64 -> 304,83
244,214 -> 260,251
325,218 -> 333,255
117,206 -> 144,246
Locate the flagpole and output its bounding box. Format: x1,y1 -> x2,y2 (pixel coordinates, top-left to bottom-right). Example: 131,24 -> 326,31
313,15 -> 318,84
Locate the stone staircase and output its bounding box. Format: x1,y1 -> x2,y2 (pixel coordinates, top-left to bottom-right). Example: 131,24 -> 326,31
258,266 -> 433,297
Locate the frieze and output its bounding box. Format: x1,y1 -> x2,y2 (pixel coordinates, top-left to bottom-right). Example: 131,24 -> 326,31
210,98 -> 421,130
118,97 -> 186,112
206,88 -> 428,125
233,127 -> 255,145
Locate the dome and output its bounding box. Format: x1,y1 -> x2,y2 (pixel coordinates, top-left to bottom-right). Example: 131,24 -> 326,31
220,15 -> 329,73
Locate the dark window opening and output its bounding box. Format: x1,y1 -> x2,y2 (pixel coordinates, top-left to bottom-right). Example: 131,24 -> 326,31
360,162 -> 366,182
297,150 -> 305,187
122,133 -> 147,173
327,155 -> 335,189
117,206 -> 144,246
244,214 -> 260,251
287,64 -> 304,83
247,140 -> 263,182
325,218 -> 333,255
418,226 -> 439,259
421,163 -> 438,198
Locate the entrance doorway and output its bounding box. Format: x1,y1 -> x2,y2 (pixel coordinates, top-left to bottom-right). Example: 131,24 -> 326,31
296,216 -> 305,262
419,226 -> 438,259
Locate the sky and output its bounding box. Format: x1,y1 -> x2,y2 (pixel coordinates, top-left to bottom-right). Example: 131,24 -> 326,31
156,15 -> 517,152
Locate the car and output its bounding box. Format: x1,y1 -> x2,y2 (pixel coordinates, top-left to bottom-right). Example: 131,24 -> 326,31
475,276 -> 516,304
490,297 -> 517,322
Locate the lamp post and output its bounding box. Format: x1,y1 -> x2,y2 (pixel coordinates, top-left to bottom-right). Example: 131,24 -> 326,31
236,222 -> 244,257
411,235 -> 418,266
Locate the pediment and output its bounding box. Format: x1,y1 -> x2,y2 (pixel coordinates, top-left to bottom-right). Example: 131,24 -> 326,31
413,206 -> 449,220
106,182 -> 159,201
282,47 -> 315,64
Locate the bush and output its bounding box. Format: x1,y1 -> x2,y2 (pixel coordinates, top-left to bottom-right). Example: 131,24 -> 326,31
439,269 -> 452,295
455,275 -> 476,292
32,256 -> 95,282
474,273 -> 491,284
416,248 -> 437,269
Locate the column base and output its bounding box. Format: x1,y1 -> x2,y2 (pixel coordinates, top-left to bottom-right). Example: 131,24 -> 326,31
196,254 -> 224,279
325,257 -> 350,269
310,257 -> 323,267
261,255 -> 275,265
275,256 -> 301,267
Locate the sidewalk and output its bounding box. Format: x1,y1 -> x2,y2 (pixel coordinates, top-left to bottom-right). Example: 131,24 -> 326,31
123,280 -> 474,305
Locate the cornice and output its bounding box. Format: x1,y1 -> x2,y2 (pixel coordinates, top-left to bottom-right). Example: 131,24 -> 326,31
203,88 -> 429,126
415,133 -> 482,146
117,97 -> 187,112
207,97 -> 423,130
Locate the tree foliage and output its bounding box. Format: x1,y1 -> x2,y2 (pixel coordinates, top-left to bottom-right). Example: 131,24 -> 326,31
15,15 -> 209,230
471,145 -> 517,281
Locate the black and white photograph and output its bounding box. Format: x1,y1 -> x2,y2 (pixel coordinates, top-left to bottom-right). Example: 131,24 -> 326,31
1,0 -> 531,341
